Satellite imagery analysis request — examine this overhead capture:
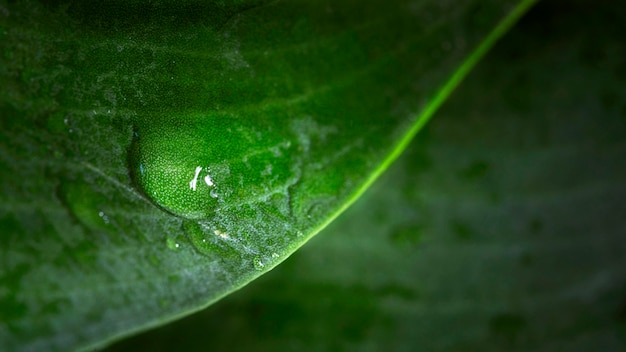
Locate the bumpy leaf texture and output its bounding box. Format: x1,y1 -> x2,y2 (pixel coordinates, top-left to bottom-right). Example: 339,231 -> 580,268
0,0 -> 535,350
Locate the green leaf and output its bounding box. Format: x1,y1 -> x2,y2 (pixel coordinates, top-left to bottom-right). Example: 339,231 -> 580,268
0,0 -> 537,350
107,1 -> 626,351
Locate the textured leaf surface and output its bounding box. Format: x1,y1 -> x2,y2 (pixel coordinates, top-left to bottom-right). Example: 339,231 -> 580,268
0,0 -> 533,350
109,1 -> 626,351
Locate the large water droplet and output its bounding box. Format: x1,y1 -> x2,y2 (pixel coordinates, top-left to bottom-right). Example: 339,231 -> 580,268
129,117 -> 297,220
129,124 -> 224,220
60,181 -> 113,233
165,236 -> 180,250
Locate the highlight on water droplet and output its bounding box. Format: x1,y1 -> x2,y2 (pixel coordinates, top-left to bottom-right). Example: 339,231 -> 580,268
204,174 -> 214,186
189,166 -> 203,191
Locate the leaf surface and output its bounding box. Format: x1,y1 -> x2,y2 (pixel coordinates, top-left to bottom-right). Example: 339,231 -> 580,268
0,0 -> 534,350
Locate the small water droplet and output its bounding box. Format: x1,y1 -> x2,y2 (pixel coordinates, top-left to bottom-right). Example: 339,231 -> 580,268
253,256 -> 265,270
210,188 -> 219,198
182,221 -> 238,258
166,237 -> 180,250
98,211 -> 110,224
60,182 -> 113,233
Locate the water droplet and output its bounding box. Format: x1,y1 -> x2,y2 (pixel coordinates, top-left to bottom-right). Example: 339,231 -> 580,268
129,118 -> 297,220
253,256 -> 265,270
60,182 -> 113,233
166,237 -> 180,250
182,220 -> 237,258
98,211 -> 110,224
128,125 -> 222,219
